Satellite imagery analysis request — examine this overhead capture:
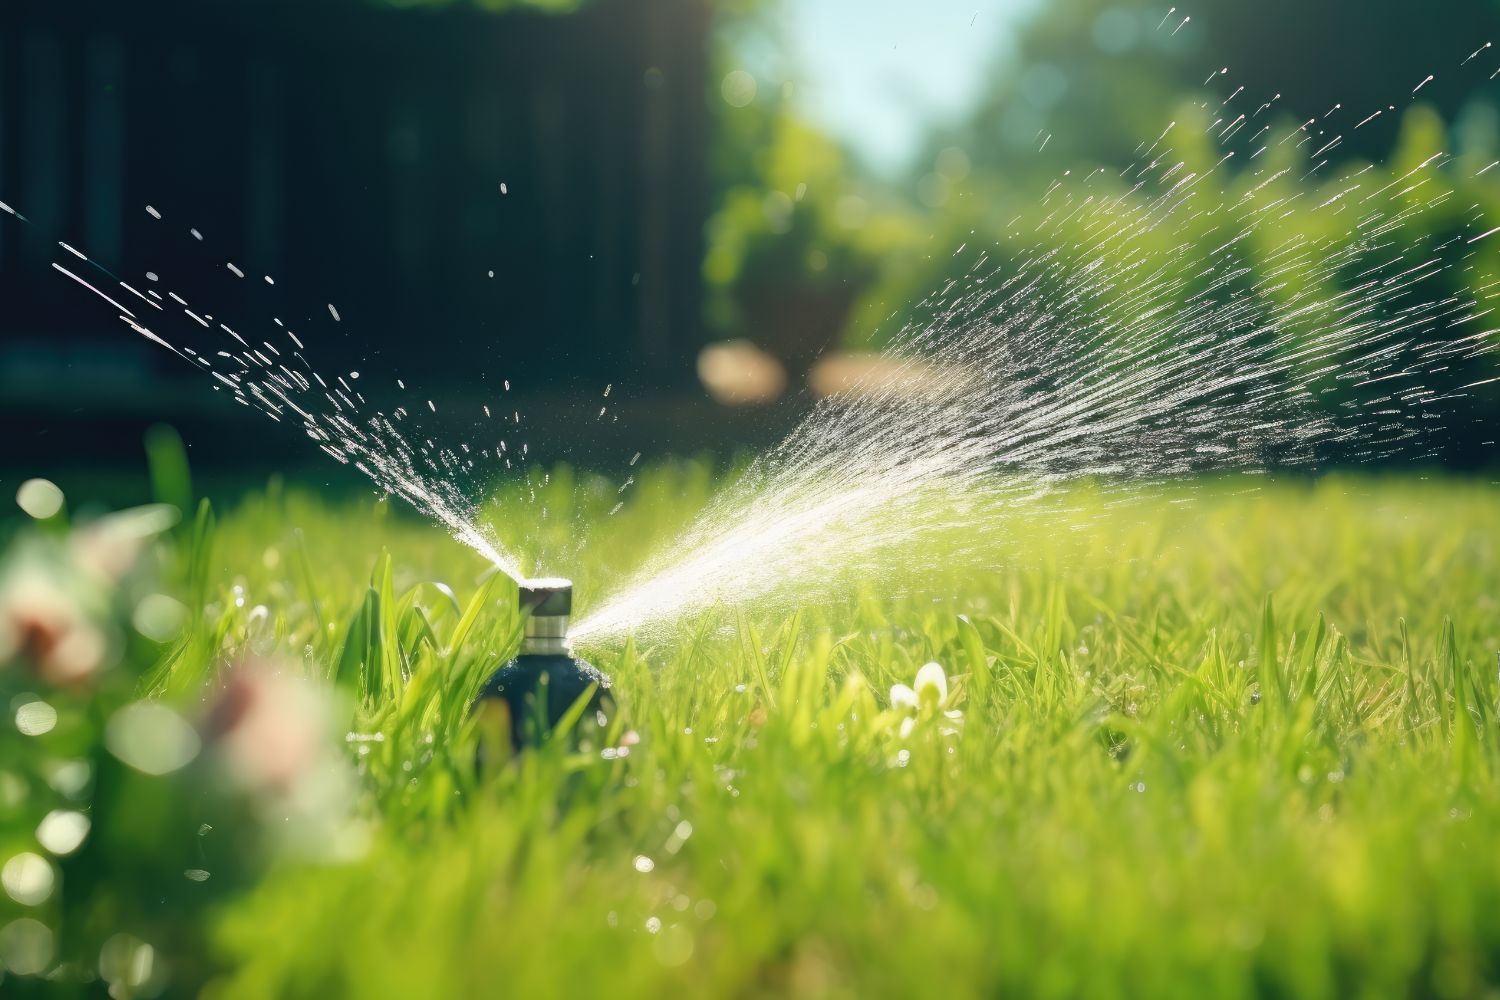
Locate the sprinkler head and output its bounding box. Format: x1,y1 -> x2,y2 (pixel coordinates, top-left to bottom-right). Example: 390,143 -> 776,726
474,577 -> 613,752
519,576 -> 573,619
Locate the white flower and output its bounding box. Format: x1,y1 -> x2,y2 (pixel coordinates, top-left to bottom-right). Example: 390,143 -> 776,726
889,662 -> 961,741
914,662 -> 948,707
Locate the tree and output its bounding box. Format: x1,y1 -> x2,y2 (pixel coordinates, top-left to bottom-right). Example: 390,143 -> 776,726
955,0 -> 1500,176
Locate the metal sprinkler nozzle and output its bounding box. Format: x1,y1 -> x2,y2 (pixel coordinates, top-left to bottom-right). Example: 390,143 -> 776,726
518,577 -> 572,655
474,576 -> 612,752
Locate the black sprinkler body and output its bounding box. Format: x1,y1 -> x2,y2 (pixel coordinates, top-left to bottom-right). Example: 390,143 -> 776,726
474,577 -> 612,750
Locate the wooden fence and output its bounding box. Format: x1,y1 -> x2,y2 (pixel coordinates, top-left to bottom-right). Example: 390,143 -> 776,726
0,0 -> 709,398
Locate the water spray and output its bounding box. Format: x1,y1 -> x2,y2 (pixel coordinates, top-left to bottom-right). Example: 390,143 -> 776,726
8,29 -> 1500,653
474,577 -> 612,749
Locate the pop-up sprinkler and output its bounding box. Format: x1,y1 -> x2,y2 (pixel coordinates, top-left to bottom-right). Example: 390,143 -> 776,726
474,577 -> 612,749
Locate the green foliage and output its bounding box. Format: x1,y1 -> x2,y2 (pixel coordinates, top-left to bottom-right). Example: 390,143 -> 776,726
7,462 -> 1500,994
214,470 -> 1500,997
704,0 -> 1500,414
962,0 -> 1499,170
703,110 -> 917,342
144,425 -> 193,527
704,4 -> 925,348
841,101 -> 1500,445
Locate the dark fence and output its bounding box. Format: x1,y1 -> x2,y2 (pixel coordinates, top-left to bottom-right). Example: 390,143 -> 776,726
0,0 -> 709,426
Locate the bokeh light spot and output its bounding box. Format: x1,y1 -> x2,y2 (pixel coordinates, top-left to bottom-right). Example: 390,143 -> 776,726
36,810 -> 90,856
14,700 -> 58,737
721,69 -> 757,108
105,702 -> 201,776
2,853 -> 55,906
15,479 -> 63,520
0,918 -> 54,976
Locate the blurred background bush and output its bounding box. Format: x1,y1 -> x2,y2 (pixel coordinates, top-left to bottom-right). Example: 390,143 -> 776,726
1,0 -> 1497,486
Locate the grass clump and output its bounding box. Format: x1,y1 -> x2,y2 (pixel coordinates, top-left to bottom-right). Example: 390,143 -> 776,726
3,466 -> 1500,998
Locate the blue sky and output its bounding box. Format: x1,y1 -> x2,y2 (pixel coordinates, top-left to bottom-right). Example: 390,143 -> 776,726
784,0 -> 1041,174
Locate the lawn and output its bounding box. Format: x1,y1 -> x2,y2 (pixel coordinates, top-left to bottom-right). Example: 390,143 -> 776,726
3,463 -> 1500,997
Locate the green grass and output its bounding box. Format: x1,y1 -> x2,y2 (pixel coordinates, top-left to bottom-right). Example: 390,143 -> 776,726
6,466 -> 1500,997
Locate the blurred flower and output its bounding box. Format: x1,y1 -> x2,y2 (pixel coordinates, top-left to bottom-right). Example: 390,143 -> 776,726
70,504 -> 178,584
889,662 -> 962,739
203,663 -> 330,798
0,500 -> 178,688
914,661 -> 948,707
0,570 -> 109,686
200,661 -> 364,861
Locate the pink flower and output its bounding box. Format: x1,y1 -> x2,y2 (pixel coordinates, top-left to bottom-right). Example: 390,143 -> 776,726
0,574 -> 107,687
203,663 -> 330,798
